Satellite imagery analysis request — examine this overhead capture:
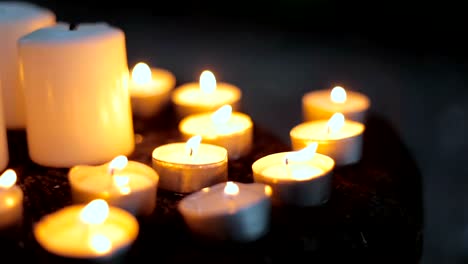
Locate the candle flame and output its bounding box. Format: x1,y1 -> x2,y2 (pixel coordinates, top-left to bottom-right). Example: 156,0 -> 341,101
185,135 -> 202,157
0,169 -> 17,189
264,185 -> 273,196
211,105 -> 232,124
284,142 -> 318,165
200,70 -> 216,93
131,62 -> 152,85
330,86 -> 347,103
326,113 -> 345,134
224,181 -> 239,196
89,234 -> 112,254
108,155 -> 128,174
80,199 -> 109,225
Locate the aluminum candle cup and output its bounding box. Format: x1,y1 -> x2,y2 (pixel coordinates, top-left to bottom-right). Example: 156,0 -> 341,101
129,62 -> 176,118
171,70 -> 241,119
152,136 -> 228,193
34,200 -> 139,262
179,105 -> 253,160
290,113 -> 365,166
252,145 -> 335,207
302,86 -> 370,123
69,156 -> 159,216
178,182 -> 272,242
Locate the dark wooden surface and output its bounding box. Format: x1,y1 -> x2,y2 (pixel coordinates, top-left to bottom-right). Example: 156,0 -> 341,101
1,105 -> 423,263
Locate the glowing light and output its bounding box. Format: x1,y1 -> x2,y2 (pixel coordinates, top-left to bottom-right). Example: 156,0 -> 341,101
330,86 -> 347,103
185,135 -> 202,157
224,181 -> 239,196
89,234 -> 112,254
326,113 -> 345,134
108,155 -> 128,174
131,62 -> 152,85
264,185 -> 273,196
199,70 -> 216,93
0,169 -> 16,189
79,199 -> 109,225
211,105 -> 232,125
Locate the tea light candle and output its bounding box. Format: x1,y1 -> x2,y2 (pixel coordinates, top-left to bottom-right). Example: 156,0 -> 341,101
69,155 -> 159,216
152,135 -> 228,193
178,181 -> 272,242
0,1 -> 55,129
302,86 -> 370,123
252,143 -> 335,206
290,113 -> 365,166
179,105 -> 253,160
171,70 -> 242,119
129,62 -> 176,118
34,199 -> 139,261
0,169 -> 23,231
19,22 -> 134,167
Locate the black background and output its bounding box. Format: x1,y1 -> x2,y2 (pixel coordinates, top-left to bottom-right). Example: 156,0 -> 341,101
5,0 -> 468,262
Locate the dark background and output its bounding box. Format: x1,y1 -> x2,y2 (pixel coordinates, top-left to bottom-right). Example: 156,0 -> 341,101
6,0 -> 468,262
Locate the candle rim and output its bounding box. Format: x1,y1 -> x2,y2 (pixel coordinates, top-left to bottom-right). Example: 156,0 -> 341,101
302,89 -> 371,111
33,204 -> 139,259
178,182 -> 270,217
290,119 -> 365,141
252,152 -> 335,182
129,67 -> 176,96
152,142 -> 228,166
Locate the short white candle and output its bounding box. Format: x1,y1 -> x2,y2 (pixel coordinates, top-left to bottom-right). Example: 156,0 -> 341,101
129,62 -> 176,118
171,70 -> 242,119
19,23 -> 134,167
0,169 -> 23,231
178,181 -> 272,242
0,1 -> 55,129
290,113 -> 365,166
69,155 -> 159,216
152,135 -> 228,193
179,105 -> 253,160
302,86 -> 370,123
34,199 -> 139,260
252,143 -> 335,206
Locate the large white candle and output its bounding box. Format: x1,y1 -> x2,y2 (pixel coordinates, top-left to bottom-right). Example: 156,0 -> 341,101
0,2 -> 55,129
19,23 -> 134,168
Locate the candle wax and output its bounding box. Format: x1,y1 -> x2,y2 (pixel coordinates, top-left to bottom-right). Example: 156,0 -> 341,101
152,143 -> 227,165
290,120 -> 364,140
261,164 -> 324,181
173,82 -> 240,108
180,112 -> 251,137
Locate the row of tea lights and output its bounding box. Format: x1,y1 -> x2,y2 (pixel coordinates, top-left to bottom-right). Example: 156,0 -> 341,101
0,1 -> 370,262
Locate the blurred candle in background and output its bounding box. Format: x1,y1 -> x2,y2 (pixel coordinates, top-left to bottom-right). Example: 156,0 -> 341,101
0,1 -> 55,129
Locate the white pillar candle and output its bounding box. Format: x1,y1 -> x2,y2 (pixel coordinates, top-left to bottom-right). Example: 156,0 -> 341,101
179,105 -> 253,160
19,23 -> 134,168
0,2 -> 55,129
0,82 -> 8,171
69,155 -> 159,216
171,70 -> 242,119
34,199 -> 139,261
302,86 -> 370,123
0,169 -> 23,231
290,113 -> 365,166
178,181 -> 272,242
129,62 -> 176,118
152,135 -> 228,193
252,143 -> 335,206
